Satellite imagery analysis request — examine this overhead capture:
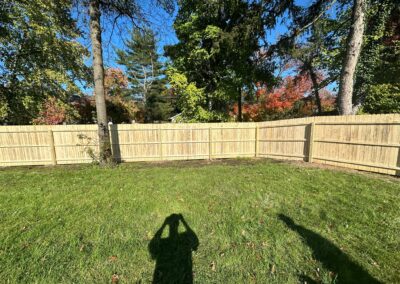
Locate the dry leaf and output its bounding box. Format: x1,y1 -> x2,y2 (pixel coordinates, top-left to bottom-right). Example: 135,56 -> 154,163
111,273 -> 119,283
270,264 -> 276,274
109,255 -> 118,262
210,261 -> 216,272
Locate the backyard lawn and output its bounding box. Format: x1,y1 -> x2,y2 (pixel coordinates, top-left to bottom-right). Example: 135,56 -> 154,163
0,159 -> 399,283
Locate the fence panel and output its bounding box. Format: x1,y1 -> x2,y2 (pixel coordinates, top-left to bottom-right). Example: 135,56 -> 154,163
0,114 -> 399,175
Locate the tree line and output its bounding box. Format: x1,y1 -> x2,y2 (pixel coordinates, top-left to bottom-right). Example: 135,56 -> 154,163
1,0 -> 399,164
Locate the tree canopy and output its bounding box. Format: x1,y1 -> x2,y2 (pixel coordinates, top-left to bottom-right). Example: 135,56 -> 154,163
0,0 -> 89,124
165,0 -> 274,121
1,0 -> 399,128
116,28 -> 173,122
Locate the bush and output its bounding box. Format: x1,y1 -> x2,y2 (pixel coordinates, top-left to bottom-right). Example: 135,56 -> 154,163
363,84 -> 400,113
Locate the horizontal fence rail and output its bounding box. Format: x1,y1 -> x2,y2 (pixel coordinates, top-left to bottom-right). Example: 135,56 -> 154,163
0,114 -> 399,175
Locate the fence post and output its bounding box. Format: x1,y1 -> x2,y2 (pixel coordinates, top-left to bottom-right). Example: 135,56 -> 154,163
48,130 -> 57,165
307,122 -> 315,163
255,124 -> 259,157
159,127 -> 163,160
209,127 -> 212,160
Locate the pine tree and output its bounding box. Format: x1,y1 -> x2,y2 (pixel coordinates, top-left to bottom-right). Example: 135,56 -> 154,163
116,28 -> 172,122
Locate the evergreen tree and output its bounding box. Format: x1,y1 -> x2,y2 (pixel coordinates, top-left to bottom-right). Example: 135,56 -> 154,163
165,0 -> 273,122
116,28 -> 172,122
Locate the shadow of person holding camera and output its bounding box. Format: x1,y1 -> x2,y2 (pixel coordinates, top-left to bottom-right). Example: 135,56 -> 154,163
149,214 -> 199,284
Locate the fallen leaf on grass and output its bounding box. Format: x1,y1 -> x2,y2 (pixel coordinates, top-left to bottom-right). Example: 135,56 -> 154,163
111,273 -> 119,283
210,261 -> 216,271
109,255 -> 118,262
371,260 -> 379,267
270,264 -> 276,274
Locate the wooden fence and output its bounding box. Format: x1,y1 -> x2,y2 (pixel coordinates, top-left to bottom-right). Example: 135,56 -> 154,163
0,114 -> 399,175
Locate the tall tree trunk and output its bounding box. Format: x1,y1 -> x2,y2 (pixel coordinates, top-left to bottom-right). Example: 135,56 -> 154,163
338,0 -> 366,115
89,0 -> 113,165
237,87 -> 242,122
308,65 -> 322,114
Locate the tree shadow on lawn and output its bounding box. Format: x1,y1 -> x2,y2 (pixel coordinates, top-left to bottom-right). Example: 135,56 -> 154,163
278,214 -> 381,284
149,214 -> 199,284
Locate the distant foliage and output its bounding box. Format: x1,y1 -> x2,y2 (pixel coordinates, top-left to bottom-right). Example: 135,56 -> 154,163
33,97 -> 80,125
33,95 -> 139,125
354,0 -> 400,106
0,0 -> 89,124
165,0 -> 271,121
166,68 -> 225,122
232,74 -> 335,121
106,96 -> 138,123
116,28 -> 173,122
295,90 -> 336,116
362,84 -> 400,114
104,68 -> 129,97
264,76 -> 310,113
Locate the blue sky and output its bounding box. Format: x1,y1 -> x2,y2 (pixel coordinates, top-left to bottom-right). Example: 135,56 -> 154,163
76,0 -> 337,94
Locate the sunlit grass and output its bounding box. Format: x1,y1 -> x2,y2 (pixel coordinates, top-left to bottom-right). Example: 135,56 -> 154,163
0,159 -> 399,283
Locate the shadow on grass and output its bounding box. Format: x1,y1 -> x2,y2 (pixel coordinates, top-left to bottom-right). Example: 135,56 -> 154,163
149,214 -> 199,284
278,214 -> 381,284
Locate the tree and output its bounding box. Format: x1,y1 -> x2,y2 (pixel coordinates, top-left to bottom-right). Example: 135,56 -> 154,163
338,0 -> 366,114
88,0 -> 113,164
362,84 -> 400,113
353,0 -> 400,112
265,0 -> 398,115
103,68 -> 138,123
32,97 -> 80,125
278,17 -> 341,115
231,74 -> 335,121
0,0 -> 89,124
165,0 -> 272,122
116,28 -> 172,122
78,0 -> 173,165
104,68 -> 129,97
145,89 -> 174,122
166,68 -> 219,122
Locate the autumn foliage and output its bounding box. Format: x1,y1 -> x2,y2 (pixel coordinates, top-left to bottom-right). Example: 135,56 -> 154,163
264,75 -> 310,112
104,68 -> 129,97
33,97 -> 79,125
34,68 -> 138,125
232,74 -> 335,121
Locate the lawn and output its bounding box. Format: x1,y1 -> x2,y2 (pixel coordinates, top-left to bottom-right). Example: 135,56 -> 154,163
0,159 -> 399,283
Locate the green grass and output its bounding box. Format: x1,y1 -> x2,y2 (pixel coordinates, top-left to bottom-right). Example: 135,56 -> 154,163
0,159 -> 399,283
